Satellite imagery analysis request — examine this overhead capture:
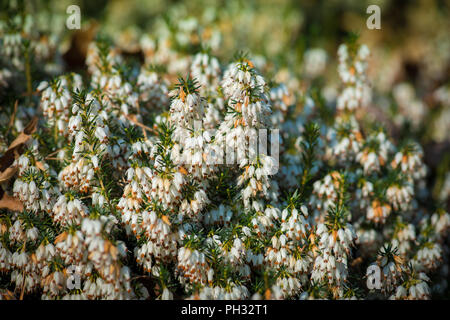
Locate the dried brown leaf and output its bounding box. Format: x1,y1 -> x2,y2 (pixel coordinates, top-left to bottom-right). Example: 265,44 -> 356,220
8,116 -> 38,150
0,117 -> 38,183
179,86 -> 186,102
35,161 -> 45,171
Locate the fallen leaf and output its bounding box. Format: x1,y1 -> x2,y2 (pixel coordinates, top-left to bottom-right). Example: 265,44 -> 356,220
244,95 -> 249,107
178,166 -> 188,175
0,187 -> 23,211
161,215 -> 171,226
35,161 -> 45,171
8,116 -> 38,150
